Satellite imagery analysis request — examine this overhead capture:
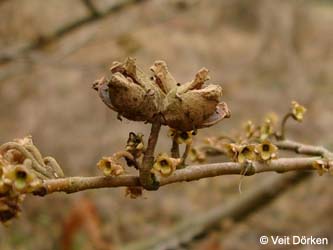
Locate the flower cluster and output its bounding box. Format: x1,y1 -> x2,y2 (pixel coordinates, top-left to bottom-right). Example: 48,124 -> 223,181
224,140 -> 278,163
0,137 -> 49,224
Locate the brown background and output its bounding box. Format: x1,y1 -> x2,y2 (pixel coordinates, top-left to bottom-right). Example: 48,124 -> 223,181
0,0 -> 332,249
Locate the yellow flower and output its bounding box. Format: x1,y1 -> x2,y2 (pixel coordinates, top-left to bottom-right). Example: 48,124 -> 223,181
97,157 -> 124,177
256,140 -> 278,161
260,118 -> 274,141
168,128 -> 193,145
152,153 -> 180,177
237,145 -> 256,163
189,147 -> 206,163
223,143 -> 239,162
2,164 -> 40,192
291,101 -> 306,122
244,120 -> 255,139
312,160 -> 330,176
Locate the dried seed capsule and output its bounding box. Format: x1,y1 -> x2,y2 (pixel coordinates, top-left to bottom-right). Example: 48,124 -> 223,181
162,73 -> 230,131
93,58 -> 230,131
93,58 -> 164,122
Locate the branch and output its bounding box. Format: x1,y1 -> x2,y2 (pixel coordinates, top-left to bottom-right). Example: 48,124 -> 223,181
36,157 -> 319,195
139,120 -> 161,190
275,140 -> 333,158
122,171 -> 312,250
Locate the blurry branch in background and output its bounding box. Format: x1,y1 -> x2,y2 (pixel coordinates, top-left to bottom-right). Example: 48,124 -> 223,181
0,0 -> 148,64
0,0 -> 9,6
122,171 -> 312,250
81,0 -> 101,17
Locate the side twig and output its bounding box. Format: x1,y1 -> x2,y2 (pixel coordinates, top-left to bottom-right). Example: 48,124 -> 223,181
275,140 -> 333,158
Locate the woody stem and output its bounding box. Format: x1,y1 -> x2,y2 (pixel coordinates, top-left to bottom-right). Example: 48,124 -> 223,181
276,113 -> 293,140
171,138 -> 180,158
139,119 -> 162,190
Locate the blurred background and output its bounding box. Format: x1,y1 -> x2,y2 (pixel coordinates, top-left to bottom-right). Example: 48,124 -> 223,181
0,0 -> 332,249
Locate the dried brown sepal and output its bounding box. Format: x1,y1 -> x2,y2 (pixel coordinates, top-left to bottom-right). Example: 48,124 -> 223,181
126,132 -> 145,158
312,159 -> 331,176
0,195 -> 24,224
125,186 -> 143,199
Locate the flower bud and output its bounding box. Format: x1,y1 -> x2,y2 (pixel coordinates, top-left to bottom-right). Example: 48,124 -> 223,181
291,101 -> 306,122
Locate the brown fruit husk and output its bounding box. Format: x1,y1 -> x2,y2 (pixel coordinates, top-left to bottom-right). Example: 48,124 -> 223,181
93,58 -> 230,130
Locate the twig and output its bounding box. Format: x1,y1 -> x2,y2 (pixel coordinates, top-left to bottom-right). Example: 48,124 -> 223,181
170,138 -> 180,158
122,171 -> 312,250
179,143 -> 191,167
275,140 -> 333,158
139,120 -> 161,190
276,113 -> 293,140
36,157 -> 319,195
